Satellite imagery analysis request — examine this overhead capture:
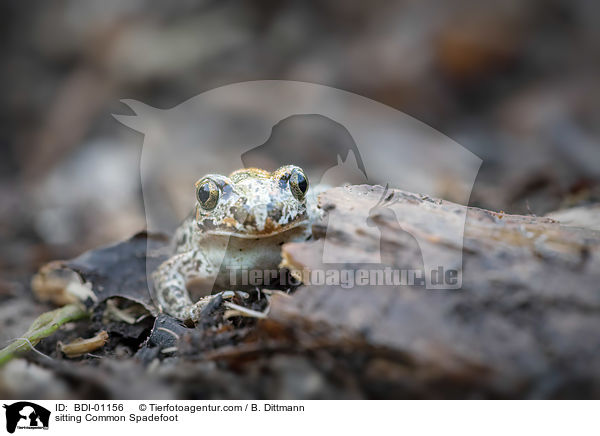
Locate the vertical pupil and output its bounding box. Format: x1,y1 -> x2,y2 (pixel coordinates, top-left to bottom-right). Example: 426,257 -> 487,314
198,184 -> 211,203
297,173 -> 307,193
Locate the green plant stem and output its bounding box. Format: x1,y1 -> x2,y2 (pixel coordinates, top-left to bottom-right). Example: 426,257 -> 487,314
0,303 -> 89,367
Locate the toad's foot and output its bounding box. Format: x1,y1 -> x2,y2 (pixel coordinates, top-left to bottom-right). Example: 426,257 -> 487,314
187,290 -> 249,322
152,250 -> 252,322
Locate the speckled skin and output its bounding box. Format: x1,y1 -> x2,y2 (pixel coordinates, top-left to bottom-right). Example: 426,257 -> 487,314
151,165 -> 319,322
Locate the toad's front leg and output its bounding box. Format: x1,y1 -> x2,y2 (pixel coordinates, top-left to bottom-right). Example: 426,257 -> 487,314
151,250 -> 217,322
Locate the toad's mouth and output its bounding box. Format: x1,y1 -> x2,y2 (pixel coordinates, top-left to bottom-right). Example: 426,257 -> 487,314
201,217 -> 309,239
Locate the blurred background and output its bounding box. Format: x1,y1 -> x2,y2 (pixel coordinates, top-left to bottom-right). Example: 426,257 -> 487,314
1,0 -> 599,286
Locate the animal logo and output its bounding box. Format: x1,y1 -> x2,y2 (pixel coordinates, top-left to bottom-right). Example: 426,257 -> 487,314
3,402 -> 50,433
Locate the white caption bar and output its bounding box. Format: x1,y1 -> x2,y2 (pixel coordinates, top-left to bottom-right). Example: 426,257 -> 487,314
1,400 -> 596,436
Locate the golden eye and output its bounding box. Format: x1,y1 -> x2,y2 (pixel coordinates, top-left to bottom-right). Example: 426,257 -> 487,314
289,168 -> 308,200
196,178 -> 220,210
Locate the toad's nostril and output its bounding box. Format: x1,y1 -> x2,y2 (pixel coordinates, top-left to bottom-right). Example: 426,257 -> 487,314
243,211 -> 256,227
230,205 -> 248,224
267,202 -> 283,222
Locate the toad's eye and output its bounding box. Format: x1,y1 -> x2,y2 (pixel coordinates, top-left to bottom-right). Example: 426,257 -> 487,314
196,178 -> 220,210
289,168 -> 309,201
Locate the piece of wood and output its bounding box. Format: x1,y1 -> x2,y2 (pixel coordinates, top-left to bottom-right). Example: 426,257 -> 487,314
265,185 -> 600,397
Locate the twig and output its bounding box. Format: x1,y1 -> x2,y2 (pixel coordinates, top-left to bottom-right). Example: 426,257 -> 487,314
223,301 -> 269,319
